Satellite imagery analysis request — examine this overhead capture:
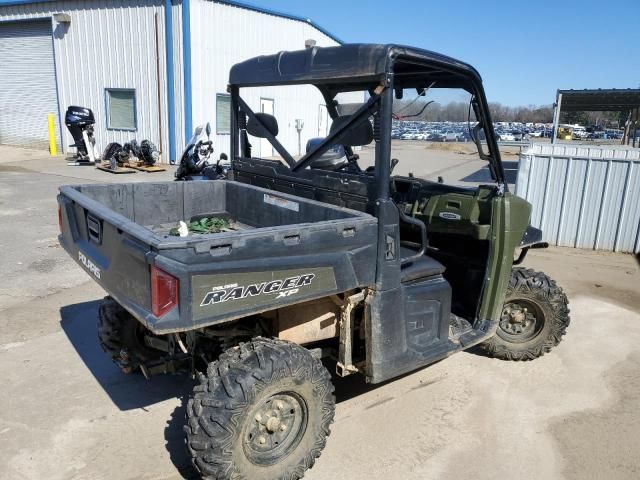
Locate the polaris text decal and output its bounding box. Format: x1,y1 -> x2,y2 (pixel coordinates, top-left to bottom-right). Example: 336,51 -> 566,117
78,251 -> 101,279
201,273 -> 315,307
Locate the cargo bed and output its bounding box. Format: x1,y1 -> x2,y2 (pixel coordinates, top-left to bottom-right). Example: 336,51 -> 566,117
58,181 -> 378,333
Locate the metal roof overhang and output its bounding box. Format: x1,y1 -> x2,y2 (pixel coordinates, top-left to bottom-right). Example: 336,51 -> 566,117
0,0 -> 344,43
557,89 -> 640,112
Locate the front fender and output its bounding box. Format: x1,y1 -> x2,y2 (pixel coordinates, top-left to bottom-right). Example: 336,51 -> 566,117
520,225 -> 547,248
514,225 -> 549,265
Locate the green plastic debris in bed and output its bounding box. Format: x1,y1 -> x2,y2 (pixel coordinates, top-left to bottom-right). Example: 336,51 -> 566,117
169,217 -> 232,236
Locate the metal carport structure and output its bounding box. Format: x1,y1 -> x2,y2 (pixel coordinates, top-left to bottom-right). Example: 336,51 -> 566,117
551,89 -> 640,146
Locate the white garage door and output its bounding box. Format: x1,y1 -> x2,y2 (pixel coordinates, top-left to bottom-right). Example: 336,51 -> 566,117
0,20 -> 60,150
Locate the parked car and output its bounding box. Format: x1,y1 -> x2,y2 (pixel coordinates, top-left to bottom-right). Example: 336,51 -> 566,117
458,131 -> 472,142
511,131 -> 529,141
443,131 -> 458,142
498,131 -> 515,141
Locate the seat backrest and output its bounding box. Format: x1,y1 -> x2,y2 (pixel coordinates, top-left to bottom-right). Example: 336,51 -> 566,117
329,116 -> 373,146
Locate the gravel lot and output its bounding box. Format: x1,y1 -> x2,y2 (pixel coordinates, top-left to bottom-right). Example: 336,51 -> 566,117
0,145 -> 638,480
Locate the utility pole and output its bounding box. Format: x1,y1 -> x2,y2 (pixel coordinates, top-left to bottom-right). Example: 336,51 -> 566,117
551,91 -> 562,145
295,119 -> 304,156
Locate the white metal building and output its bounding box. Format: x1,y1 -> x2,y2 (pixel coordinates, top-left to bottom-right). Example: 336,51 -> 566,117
0,0 -> 344,162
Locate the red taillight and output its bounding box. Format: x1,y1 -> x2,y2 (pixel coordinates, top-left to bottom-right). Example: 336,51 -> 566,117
58,205 -> 63,232
151,265 -> 179,317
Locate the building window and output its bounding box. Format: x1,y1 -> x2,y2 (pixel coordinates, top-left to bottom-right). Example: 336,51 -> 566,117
216,94 -> 231,134
105,88 -> 136,130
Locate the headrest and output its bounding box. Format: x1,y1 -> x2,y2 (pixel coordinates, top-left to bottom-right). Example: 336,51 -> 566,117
329,116 -> 373,146
247,113 -> 278,138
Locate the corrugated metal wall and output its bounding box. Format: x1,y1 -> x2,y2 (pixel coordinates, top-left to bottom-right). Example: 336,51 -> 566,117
516,144 -> 640,253
0,0 -> 180,159
191,0 -> 353,158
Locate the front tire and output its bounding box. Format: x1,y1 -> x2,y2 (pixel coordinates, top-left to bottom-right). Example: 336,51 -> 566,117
185,337 -> 335,480
479,268 -> 570,361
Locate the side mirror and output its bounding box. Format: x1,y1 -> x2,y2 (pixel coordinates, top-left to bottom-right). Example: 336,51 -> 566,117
205,122 -> 212,138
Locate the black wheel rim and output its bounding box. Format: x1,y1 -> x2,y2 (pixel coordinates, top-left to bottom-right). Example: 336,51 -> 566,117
243,392 -> 308,466
497,298 -> 545,343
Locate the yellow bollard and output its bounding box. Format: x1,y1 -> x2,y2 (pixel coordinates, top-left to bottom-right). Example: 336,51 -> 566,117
47,113 -> 57,156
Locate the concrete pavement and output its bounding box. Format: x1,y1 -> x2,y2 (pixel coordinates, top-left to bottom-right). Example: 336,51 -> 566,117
0,145 -> 638,480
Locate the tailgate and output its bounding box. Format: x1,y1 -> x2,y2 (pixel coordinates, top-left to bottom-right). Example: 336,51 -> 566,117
57,187 -> 153,319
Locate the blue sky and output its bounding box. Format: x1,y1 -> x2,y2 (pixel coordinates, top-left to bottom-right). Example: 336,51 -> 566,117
263,0 -> 640,106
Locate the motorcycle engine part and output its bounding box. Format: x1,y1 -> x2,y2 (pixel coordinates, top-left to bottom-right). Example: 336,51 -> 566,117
140,140 -> 160,166
102,142 -> 123,163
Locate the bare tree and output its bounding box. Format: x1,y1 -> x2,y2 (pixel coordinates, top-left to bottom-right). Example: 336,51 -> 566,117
394,99 -> 554,123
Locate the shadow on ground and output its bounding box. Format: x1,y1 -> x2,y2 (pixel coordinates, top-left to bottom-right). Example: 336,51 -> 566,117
161,362 -> 416,479
327,358 -> 449,403
60,300 -> 195,411
60,300 -> 464,478
60,301 -> 413,409
61,299 -> 199,478
166,396 -> 201,479
461,160 -> 519,183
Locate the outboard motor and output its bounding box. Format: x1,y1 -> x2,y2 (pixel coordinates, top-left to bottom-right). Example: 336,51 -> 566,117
306,137 -> 393,175
65,106 -> 99,163
306,137 -> 349,171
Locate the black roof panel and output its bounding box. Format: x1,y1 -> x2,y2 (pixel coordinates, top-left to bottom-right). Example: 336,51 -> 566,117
229,44 -> 482,88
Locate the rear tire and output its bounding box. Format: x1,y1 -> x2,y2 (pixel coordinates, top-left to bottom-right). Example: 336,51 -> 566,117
97,296 -> 163,372
479,268 -> 570,361
185,337 -> 335,480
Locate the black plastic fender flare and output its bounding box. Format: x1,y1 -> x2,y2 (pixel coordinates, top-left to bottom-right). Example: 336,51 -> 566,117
514,226 -> 549,265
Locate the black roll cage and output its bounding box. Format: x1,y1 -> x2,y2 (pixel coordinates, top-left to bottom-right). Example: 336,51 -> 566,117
228,45 -> 507,190
235,96 -> 296,168
233,87 -> 383,173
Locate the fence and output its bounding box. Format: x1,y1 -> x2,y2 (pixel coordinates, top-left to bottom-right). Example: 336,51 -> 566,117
515,144 -> 640,254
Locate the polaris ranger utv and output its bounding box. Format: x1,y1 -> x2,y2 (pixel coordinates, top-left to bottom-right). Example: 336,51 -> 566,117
57,44 -> 569,480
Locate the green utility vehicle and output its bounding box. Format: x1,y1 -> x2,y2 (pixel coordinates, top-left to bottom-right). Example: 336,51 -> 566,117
58,44 -> 569,480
